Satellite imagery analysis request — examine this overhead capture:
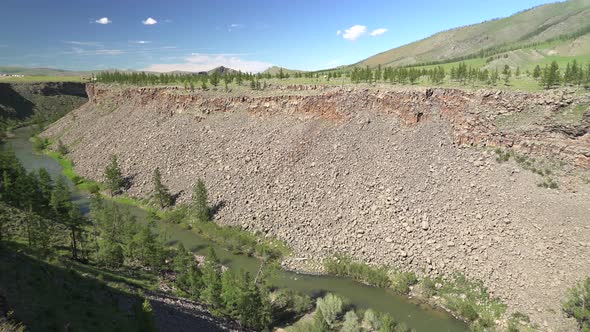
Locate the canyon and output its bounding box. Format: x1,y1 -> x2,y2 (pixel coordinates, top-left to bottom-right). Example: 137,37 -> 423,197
42,83 -> 590,330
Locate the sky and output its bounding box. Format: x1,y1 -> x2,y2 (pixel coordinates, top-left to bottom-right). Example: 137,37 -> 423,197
0,0 -> 561,72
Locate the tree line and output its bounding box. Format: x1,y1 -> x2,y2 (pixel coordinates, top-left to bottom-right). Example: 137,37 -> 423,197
344,59 -> 590,89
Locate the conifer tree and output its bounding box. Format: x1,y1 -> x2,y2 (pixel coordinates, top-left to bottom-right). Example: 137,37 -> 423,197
152,167 -> 173,208
104,154 -> 124,195
192,178 -> 210,222
201,247 -> 222,309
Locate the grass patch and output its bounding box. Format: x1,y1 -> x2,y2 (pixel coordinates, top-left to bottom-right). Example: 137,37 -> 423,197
430,274 -> 507,330
494,148 -> 561,189
556,103 -> 589,124
324,256 -> 506,328
324,255 -> 416,292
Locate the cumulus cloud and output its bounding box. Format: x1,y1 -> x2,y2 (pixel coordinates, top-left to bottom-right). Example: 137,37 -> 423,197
144,53 -> 273,73
142,17 -> 158,25
95,17 -> 112,24
336,30 -> 342,36
370,28 -> 388,36
341,25 -> 367,41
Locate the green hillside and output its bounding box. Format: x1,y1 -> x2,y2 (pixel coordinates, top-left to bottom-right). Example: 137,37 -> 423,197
357,0 -> 590,68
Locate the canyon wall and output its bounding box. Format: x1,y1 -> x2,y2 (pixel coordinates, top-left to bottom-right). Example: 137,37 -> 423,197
43,84 -> 590,330
0,82 -> 87,122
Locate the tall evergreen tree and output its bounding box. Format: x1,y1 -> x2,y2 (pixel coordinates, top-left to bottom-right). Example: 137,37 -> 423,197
152,167 -> 173,208
104,154 -> 124,195
192,179 -> 210,222
201,247 -> 222,309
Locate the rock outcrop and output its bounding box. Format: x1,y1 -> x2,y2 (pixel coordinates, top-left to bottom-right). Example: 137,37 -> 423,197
43,84 -> 590,330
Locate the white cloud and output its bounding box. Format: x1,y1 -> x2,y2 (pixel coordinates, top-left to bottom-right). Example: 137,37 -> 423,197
144,53 -> 273,73
95,17 -> 112,25
64,41 -> 102,46
336,30 -> 342,36
67,47 -> 123,56
129,40 -> 151,44
142,17 -> 158,25
228,23 -> 244,32
341,25 -> 367,41
370,28 -> 388,36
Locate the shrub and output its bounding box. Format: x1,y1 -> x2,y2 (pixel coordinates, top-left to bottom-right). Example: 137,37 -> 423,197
316,293 -> 343,328
342,310 -> 361,332
563,277 -> 590,331
379,313 -> 397,332
31,136 -> 49,152
86,183 -> 100,194
363,309 -> 381,330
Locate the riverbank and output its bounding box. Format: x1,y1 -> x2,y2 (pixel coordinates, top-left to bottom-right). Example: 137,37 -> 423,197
36,136 -> 527,330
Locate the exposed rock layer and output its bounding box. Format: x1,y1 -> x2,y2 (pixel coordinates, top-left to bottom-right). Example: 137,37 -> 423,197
43,84 -> 590,330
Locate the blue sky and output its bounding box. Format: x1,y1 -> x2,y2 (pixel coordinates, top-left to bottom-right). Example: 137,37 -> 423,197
0,0 -> 559,72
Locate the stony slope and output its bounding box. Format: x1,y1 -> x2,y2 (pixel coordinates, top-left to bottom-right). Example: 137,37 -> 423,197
42,84 -> 590,330
357,0 -> 590,68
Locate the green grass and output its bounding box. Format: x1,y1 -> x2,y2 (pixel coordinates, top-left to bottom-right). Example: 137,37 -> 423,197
556,103 -> 589,123
323,256 -> 508,328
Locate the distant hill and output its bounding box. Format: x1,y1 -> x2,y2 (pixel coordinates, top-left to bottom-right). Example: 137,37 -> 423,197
0,66 -> 90,77
207,66 -> 239,75
263,66 -> 305,75
356,0 -> 590,68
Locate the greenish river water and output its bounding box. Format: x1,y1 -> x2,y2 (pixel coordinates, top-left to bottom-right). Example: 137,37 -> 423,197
2,127 -> 468,332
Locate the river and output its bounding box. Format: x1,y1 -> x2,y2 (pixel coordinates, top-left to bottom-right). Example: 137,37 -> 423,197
2,126 -> 468,331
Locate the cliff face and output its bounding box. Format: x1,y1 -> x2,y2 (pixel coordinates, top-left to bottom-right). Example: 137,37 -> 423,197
85,84 -> 590,167
44,84 -> 590,330
0,82 -> 87,123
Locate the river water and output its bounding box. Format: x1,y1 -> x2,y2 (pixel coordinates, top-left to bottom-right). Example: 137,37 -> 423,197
2,127 -> 468,331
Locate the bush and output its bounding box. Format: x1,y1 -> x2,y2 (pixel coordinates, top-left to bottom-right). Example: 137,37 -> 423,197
342,310 -> 361,332
31,136 -> 50,152
363,309 -> 381,330
86,183 -> 100,194
316,293 -> 343,328
563,277 -> 590,331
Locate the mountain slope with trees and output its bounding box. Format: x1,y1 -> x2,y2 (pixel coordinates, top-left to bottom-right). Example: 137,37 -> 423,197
356,0 -> 590,68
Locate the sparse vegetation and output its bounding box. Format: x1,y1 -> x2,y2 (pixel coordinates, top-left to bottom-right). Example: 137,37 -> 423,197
563,277 -> 590,331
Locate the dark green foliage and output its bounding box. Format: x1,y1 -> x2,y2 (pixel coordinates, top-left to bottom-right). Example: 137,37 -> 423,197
97,240 -> 124,268
542,61 -> 561,89
201,248 -> 223,309
152,167 -> 173,208
271,289 -> 312,323
192,178 -> 210,222
104,154 -> 124,195
563,277 -> 590,331
31,136 -> 49,152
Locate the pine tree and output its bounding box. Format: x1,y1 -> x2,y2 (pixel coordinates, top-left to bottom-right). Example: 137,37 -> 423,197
502,65 -> 511,85
192,179 -> 210,222
201,247 -> 222,309
104,154 -> 124,195
533,65 -> 542,80
152,167 -> 173,208
542,61 -> 560,89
